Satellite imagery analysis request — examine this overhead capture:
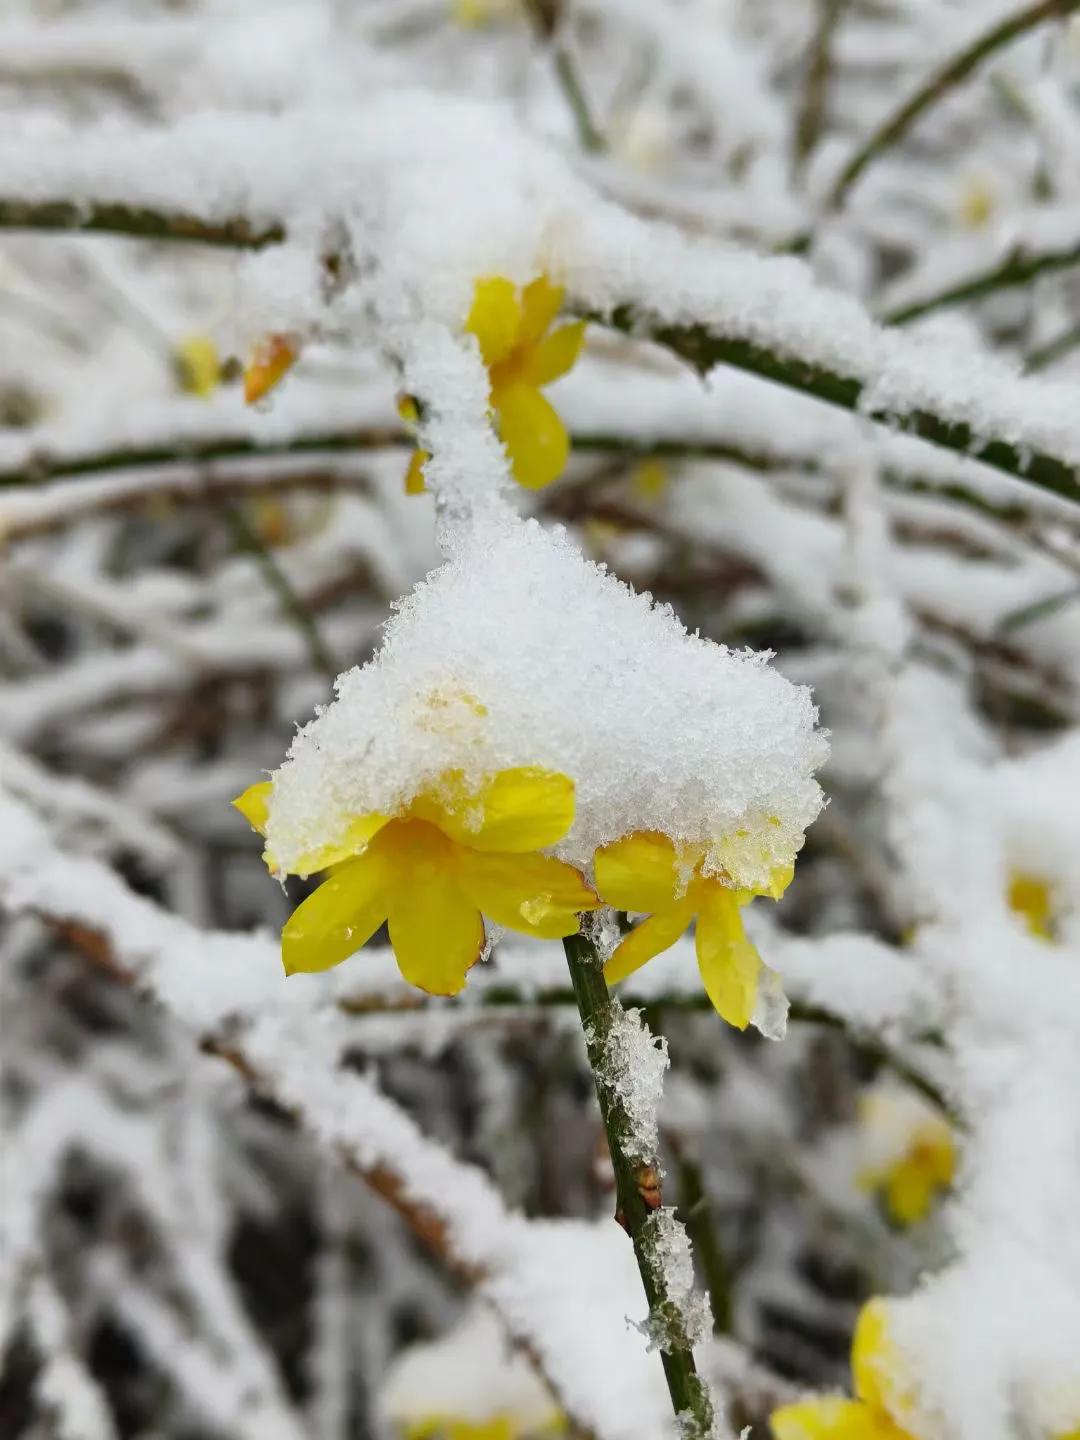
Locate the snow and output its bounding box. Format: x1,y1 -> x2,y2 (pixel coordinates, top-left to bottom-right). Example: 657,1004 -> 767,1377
266,516 -> 826,890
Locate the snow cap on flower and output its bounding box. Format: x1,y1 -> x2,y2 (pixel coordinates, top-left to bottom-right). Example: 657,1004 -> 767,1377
263,517 -> 826,884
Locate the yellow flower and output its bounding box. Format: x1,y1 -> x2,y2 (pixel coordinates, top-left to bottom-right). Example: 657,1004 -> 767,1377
857,1093 -> 955,1227
451,0 -> 520,26
631,458 -> 670,502
956,174 -> 996,229
592,830 -> 792,1029
1009,870 -> 1054,940
175,333 -> 221,397
405,275 -> 585,494
405,1417 -> 560,1440
244,334 -> 298,404
234,767 -> 599,995
772,1300 -> 915,1440
398,393 -> 431,496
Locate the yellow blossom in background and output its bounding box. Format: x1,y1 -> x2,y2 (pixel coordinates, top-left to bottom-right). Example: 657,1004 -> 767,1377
244,333 -> 298,404
175,333 -> 221,397
772,1299 -> 916,1440
234,767 -> 599,995
451,0 -> 520,27
631,457 -> 670,502
406,1416 -> 563,1440
956,174 -> 996,229
471,275 -> 585,490
401,276 -> 584,493
857,1089 -> 955,1227
593,830 -> 792,1029
1008,870 -> 1054,940
398,393 -> 430,495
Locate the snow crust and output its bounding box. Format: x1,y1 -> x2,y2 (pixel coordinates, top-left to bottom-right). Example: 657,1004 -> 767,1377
266,516 -> 826,888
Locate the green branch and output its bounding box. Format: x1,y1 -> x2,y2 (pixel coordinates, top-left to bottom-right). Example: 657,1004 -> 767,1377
885,236 -> 1080,324
829,0 -> 1080,208
563,932 -> 717,1435
594,304 -> 1080,506
223,501 -> 338,678
0,196 -> 283,248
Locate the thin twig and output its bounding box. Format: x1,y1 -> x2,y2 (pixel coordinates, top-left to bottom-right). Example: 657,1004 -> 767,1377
522,0 -> 605,152
828,0 -> 1080,209
671,1140 -> 732,1335
223,501 -> 339,678
0,196 -> 283,248
793,0 -> 844,174
563,930 -> 717,1434
884,236 -> 1080,325
1025,319 -> 1080,371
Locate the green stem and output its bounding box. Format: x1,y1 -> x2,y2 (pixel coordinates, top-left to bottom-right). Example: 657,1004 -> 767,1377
885,237 -> 1080,325
563,931 -> 716,1436
793,0 -> 844,172
522,0 -> 605,152
1026,320 -> 1080,371
592,304 -> 1080,507
673,1144 -> 732,1335
223,501 -> 338,679
829,0 -> 1080,208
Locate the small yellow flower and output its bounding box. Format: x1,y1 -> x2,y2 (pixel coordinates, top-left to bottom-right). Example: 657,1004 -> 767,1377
772,1300 -> 915,1440
956,174 -> 996,229
175,333 -> 221,397
592,830 -> 792,1029
244,334 -> 298,405
631,458 -> 670,502
406,275 -> 585,494
857,1092 -> 955,1227
234,767 -> 599,995
1008,870 -> 1054,940
450,0 -> 521,29
398,393 -> 431,495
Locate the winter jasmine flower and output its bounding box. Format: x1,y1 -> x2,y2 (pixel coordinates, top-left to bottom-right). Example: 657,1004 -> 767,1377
406,276 -> 585,493
593,830 -> 792,1029
771,1299 -> 914,1440
857,1088 -> 955,1227
1008,870 -> 1054,940
175,334 -> 221,397
243,333 -> 298,404
234,766 -> 598,994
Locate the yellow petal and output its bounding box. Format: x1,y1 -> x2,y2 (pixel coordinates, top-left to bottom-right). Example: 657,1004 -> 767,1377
291,812 -> 390,878
521,320 -> 586,386
176,334 -> 221,397
466,276 -> 522,368
404,448 -> 429,495
851,1300 -> 895,1411
1008,870 -> 1053,939
244,334 -> 297,404
397,393 -> 420,425
518,275 -> 564,346
594,831 -> 685,913
884,1161 -> 936,1227
381,823 -> 484,995
494,382 -> 570,490
420,767 -> 575,853
771,1398 -> 884,1440
604,901 -> 696,987
281,851 -> 392,975
233,780 -> 272,835
456,849 -> 598,938
695,884 -> 762,1029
